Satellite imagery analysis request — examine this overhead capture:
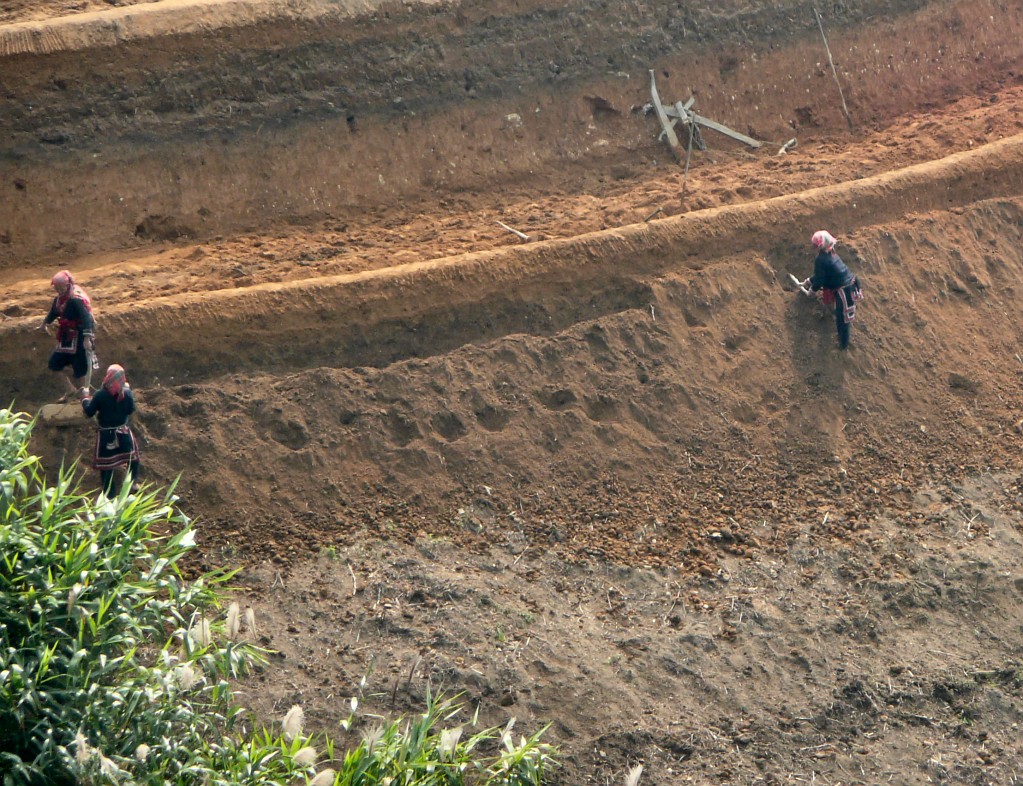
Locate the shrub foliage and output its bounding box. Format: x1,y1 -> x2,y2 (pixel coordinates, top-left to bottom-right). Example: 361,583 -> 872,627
0,410 -> 556,786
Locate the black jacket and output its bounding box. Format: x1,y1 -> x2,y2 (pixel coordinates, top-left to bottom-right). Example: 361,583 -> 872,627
809,251 -> 854,291
82,387 -> 136,429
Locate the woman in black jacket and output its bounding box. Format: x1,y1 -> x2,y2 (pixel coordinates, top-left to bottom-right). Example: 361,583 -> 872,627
801,230 -> 863,350
81,364 -> 142,496
37,270 -> 96,402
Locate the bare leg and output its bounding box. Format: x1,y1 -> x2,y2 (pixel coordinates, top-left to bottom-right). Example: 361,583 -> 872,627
128,460 -> 142,493
72,373 -> 89,396
54,369 -> 77,402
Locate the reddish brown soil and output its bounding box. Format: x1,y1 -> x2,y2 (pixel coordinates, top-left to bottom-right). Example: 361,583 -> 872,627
4,1 -> 1023,784
0,0 -> 156,25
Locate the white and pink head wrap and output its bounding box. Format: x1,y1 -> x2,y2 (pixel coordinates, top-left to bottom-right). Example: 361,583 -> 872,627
811,230 -> 837,252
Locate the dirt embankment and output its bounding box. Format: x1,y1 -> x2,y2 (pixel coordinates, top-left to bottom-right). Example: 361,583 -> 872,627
2,0 -> 1022,267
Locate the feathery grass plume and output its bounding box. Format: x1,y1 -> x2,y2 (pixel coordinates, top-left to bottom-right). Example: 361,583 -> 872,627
361,725 -> 385,754
282,704 -> 305,741
175,663 -> 197,690
189,616 -> 212,648
67,582 -> 82,614
293,746 -> 317,766
244,606 -> 257,638
135,743 -> 151,762
98,753 -> 123,778
625,763 -> 644,786
74,732 -> 91,764
225,602 -> 241,641
439,727 -> 463,760
308,768 -> 336,785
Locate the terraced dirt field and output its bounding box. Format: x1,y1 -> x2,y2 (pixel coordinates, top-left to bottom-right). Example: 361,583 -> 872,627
4,0 -> 1023,783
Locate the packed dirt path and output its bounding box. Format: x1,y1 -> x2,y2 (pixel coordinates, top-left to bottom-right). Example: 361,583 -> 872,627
4,1 -> 1023,785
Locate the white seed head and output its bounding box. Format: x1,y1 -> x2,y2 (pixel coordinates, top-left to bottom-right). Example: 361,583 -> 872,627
282,704 -> 305,741
191,617 -> 212,648
74,731 -> 91,764
98,753 -> 123,778
439,727 -> 463,759
243,607 -> 257,637
225,602 -> 241,642
625,764 -> 644,786
135,743 -> 151,762
176,664 -> 197,690
362,725 -> 385,754
309,768 -> 336,786
67,583 -> 82,614
293,745 -> 317,766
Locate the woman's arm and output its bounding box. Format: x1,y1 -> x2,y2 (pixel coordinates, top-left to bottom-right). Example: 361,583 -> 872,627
38,298 -> 57,331
81,389 -> 101,417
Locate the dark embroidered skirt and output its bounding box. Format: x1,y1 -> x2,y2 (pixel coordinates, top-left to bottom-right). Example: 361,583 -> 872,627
93,426 -> 141,471
822,278 -> 863,324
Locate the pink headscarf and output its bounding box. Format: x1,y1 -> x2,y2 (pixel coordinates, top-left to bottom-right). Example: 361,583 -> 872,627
51,270 -> 93,312
102,364 -> 127,401
51,270 -> 73,291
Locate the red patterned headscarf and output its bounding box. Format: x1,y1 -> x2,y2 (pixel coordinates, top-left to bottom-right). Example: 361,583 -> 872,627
102,364 -> 127,401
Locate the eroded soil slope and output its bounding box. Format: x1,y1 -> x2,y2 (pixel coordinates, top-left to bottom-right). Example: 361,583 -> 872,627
4,1 -> 1023,785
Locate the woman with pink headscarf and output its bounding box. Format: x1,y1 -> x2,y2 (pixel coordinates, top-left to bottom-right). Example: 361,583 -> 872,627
82,364 -> 142,496
37,270 -> 96,402
800,230 -> 863,350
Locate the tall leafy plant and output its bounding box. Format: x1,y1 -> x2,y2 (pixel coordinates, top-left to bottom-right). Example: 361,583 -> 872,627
0,409 -> 557,786
0,409 -> 305,785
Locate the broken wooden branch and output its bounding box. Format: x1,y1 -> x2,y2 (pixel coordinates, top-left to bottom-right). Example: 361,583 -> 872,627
657,99 -> 759,148
673,101 -> 707,151
648,70 -> 682,161
814,6 -> 853,130
689,111 -> 761,148
681,119 -> 697,200
496,220 -> 530,242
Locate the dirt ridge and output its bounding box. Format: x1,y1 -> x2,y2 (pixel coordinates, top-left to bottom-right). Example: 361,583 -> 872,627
5,0 -> 1021,266
6,132 -> 1023,404
0,0 -> 386,56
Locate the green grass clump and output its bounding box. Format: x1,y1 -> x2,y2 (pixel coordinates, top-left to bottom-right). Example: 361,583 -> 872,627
335,690 -> 556,786
0,409 -> 557,786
